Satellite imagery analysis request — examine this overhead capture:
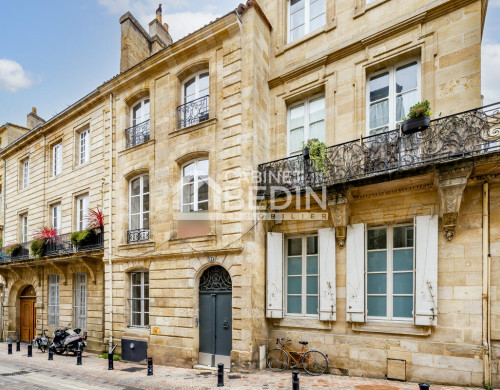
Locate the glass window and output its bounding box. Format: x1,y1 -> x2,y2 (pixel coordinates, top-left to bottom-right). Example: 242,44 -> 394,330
22,159 -> 29,189
289,0 -> 325,42
21,214 -> 28,242
48,274 -> 59,327
79,128 -> 90,165
288,95 -> 325,155
367,61 -> 419,135
76,194 -> 89,232
73,273 -> 87,330
131,98 -> 150,126
53,143 -> 63,176
129,175 -> 150,231
286,235 -> 319,317
52,204 -> 61,235
181,159 -> 209,212
366,225 -> 414,321
130,271 -> 149,327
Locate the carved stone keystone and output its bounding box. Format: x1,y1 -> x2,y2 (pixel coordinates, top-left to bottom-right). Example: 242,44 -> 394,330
328,192 -> 351,247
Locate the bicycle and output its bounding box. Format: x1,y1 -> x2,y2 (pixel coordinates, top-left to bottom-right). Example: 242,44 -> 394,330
32,328 -> 51,353
267,338 -> 328,375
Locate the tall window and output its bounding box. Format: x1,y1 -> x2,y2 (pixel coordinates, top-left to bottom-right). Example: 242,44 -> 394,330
129,175 -> 149,231
181,159 -> 208,212
79,128 -> 90,165
73,273 -> 87,329
130,271 -> 149,327
288,95 -> 325,155
53,143 -> 63,176
366,225 -> 414,321
286,235 -> 319,316
48,274 -> 60,326
76,194 -> 89,231
288,0 -> 325,42
22,159 -> 29,189
183,71 -> 209,104
52,204 -> 62,234
131,98 -> 150,126
367,60 -> 419,135
20,214 -> 28,242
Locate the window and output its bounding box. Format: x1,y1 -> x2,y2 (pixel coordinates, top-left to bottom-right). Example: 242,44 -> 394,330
20,214 -> 28,242
179,71 -> 210,128
52,204 -> 62,234
181,159 -> 208,212
78,128 -> 90,165
53,143 -> 63,176
130,271 -> 149,327
73,273 -> 87,329
21,159 -> 29,189
367,60 -> 420,135
285,235 -> 319,316
183,71 -> 209,104
129,175 -> 149,231
288,0 -> 325,42
288,95 -> 325,155
48,274 -> 60,326
76,194 -> 89,232
366,225 -> 414,321
131,98 -> 150,127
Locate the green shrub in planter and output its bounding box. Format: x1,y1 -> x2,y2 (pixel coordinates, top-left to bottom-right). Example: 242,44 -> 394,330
70,229 -> 97,247
30,238 -> 47,257
5,243 -> 21,256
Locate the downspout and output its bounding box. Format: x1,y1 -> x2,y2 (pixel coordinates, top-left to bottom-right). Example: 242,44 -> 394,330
108,93 -> 114,352
1,158 -> 6,340
482,181 -> 491,385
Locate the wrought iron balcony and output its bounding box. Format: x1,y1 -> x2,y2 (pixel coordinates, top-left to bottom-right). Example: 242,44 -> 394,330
126,120 -> 150,149
258,102 -> 500,197
45,233 -> 73,256
127,228 -> 150,244
177,95 -> 209,129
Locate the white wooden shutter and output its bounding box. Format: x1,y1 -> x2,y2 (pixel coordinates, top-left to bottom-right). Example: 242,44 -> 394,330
57,144 -> 63,174
319,228 -> 336,321
346,223 -> 366,322
415,215 -> 438,326
266,232 -> 284,318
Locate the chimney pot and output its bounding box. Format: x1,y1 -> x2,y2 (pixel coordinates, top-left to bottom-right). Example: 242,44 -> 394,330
156,3 -> 162,24
32,107 -> 36,114
163,22 -> 168,31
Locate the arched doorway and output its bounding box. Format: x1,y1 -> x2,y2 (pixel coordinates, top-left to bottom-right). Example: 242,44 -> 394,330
198,265 -> 232,367
19,285 -> 36,342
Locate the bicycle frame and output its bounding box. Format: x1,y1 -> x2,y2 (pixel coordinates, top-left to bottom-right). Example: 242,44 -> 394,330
278,340 -> 314,368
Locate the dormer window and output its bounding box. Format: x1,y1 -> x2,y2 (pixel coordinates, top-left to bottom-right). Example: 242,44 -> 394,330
288,0 -> 325,43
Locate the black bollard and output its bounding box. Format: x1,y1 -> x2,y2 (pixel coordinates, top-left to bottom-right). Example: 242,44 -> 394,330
48,347 -> 53,360
147,357 -> 153,376
27,344 -> 32,357
16,341 -> 20,352
217,363 -> 224,387
77,349 -> 82,365
108,352 -> 114,370
8,343 -> 12,355
419,384 -> 430,390
292,370 -> 299,390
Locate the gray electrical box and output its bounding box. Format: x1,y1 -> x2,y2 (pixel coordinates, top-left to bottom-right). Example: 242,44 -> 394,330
121,338 -> 147,363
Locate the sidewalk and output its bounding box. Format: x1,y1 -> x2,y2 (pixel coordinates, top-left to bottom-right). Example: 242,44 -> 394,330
0,342 -> 487,389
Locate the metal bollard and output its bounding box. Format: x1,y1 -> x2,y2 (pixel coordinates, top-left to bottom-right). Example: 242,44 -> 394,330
48,347 -> 53,360
16,341 -> 20,352
292,370 -> 299,390
108,352 -> 114,370
147,357 -> 153,376
217,363 -> 224,387
27,344 -> 32,357
8,343 -> 12,355
77,349 -> 82,365
419,384 -> 430,390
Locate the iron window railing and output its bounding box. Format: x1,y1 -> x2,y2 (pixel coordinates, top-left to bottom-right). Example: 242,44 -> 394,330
125,120 -> 150,149
177,95 -> 209,129
258,102 -> 500,197
127,229 -> 150,244
45,233 -> 73,256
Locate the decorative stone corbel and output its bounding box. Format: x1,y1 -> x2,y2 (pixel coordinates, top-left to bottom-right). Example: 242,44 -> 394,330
328,192 -> 351,247
437,164 -> 473,240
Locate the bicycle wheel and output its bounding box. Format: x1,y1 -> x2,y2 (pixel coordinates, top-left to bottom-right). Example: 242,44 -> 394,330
303,350 -> 328,375
267,348 -> 289,372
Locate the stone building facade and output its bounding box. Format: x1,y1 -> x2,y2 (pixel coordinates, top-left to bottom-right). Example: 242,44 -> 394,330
0,0 -> 498,387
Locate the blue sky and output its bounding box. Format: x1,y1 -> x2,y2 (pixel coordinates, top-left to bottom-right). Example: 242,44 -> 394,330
0,0 -> 499,127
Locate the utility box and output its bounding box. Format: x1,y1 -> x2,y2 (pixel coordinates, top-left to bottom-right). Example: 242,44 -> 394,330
121,338 -> 147,363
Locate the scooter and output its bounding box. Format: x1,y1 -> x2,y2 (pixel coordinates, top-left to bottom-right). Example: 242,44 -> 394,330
50,324 -> 87,355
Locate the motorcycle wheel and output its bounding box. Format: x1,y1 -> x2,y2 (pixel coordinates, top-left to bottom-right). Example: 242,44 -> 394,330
40,345 -> 46,353
54,348 -> 64,355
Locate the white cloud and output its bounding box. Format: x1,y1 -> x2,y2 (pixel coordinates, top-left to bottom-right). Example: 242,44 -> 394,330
490,0 -> 500,8
0,59 -> 33,92
482,44 -> 500,105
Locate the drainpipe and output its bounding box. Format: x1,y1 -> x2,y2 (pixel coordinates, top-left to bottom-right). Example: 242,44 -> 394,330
482,181 -> 491,385
1,158 -> 6,340
108,93 -> 114,352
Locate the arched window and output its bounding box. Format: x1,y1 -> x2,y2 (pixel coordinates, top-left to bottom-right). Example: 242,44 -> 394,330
179,71 -> 209,128
131,98 -> 150,126
128,175 -> 150,243
181,159 -> 208,212
183,71 -> 209,104
127,98 -> 150,148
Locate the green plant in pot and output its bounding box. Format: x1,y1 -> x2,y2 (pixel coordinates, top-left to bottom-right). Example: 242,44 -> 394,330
70,229 -> 97,248
401,100 -> 432,135
30,238 -> 47,258
5,243 -> 21,257
302,138 -> 329,174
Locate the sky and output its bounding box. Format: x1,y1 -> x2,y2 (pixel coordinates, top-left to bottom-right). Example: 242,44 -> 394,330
0,0 -> 499,127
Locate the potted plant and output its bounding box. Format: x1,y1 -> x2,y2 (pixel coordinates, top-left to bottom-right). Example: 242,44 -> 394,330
401,100 -> 432,135
5,243 -> 21,257
302,138 -> 329,174
30,238 -> 47,258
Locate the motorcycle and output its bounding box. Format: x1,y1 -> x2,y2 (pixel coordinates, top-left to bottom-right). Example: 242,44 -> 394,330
32,328 -> 51,353
50,324 -> 87,355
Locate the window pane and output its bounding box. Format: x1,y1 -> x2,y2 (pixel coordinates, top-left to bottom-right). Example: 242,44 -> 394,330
369,100 -> 389,129
367,273 -> 386,294
287,257 -> 302,275
144,312 -> 149,326
306,256 -> 318,274
143,213 -> 149,229
290,104 -> 304,129
396,90 -> 418,122
183,163 -> 195,183
289,128 -> 304,154
183,204 -> 194,213
132,285 -> 141,298
393,226 -> 414,248
199,73 -> 209,96
309,120 -> 325,142
367,228 -> 387,250
184,77 -> 196,102
143,100 -> 150,121
183,184 -> 194,205
306,296 -> 318,315
132,311 -> 141,326
393,296 -> 413,318
367,251 -> 387,272
287,296 -> 302,314
367,296 -> 387,317
290,0 -> 304,14
369,72 -> 389,102
198,181 -> 208,202
143,193 -> 149,212
288,238 -> 302,256
306,276 -> 318,294
131,178 -> 140,196
133,104 -> 141,124
309,0 -> 325,21
396,62 -> 417,93
290,1 -> 305,30
394,249 -> 413,271
198,201 -> 209,211
131,214 -> 140,230
309,14 -> 325,32
394,272 -> 413,294
309,97 -> 325,123
131,196 -> 140,214
306,236 -> 318,254
287,276 -> 301,294
143,175 -> 149,193
197,159 -> 209,177
290,26 -> 305,42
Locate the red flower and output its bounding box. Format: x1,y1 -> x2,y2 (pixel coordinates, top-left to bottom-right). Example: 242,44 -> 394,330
86,206 -> 104,229
34,226 -> 58,239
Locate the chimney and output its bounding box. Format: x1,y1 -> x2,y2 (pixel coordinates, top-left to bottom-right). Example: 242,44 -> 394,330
149,4 -> 173,50
27,107 -> 45,130
156,4 -> 162,24
32,107 -> 37,114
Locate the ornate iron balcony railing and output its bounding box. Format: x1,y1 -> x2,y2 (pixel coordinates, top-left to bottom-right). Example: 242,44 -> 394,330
125,120 -> 150,149
45,233 -> 73,256
258,102 -> 500,197
177,95 -> 209,129
127,228 -> 150,244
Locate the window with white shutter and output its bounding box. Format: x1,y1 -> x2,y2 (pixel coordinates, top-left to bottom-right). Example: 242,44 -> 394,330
266,232 -> 284,318
318,228 -> 336,321
346,223 -> 366,322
